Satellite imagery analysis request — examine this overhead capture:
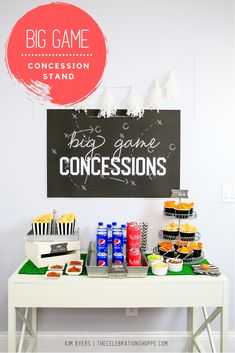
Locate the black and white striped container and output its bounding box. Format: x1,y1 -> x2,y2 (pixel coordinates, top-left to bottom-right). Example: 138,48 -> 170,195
139,222 -> 148,252
32,221 -> 52,235
56,220 -> 76,235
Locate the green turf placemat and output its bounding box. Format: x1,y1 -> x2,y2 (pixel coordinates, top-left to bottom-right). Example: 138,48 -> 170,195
19,254 -> 208,276
147,259 -> 209,276
19,254 -> 87,276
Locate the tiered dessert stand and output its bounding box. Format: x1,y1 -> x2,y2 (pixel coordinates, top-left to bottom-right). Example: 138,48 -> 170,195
155,189 -> 204,264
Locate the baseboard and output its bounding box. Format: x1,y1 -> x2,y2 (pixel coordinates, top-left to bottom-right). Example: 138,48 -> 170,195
1,331 -> 235,352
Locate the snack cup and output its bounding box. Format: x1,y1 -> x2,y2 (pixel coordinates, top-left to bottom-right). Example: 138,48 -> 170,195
177,248 -> 193,259
159,247 -> 175,258
66,265 -> 82,276
152,262 -> 168,276
175,209 -> 190,218
45,270 -> 63,279
32,221 -> 52,235
57,220 -> 75,235
191,249 -> 202,257
48,264 -> 65,271
147,254 -> 163,266
163,229 -> 179,238
68,259 -> 83,267
166,258 -> 183,272
164,207 -> 175,215
180,231 -> 195,238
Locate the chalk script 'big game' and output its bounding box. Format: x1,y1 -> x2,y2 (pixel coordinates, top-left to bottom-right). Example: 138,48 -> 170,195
47,110 -> 180,197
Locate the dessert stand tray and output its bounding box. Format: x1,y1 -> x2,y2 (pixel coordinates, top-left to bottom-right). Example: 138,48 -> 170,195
26,229 -> 79,242
159,230 -> 201,242
153,247 -> 204,265
86,242 -> 148,278
163,211 -> 197,219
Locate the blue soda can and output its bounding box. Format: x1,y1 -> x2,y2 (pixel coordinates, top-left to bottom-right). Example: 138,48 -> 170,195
112,231 -> 124,253
113,252 -> 125,264
96,231 -> 108,253
96,252 -> 108,267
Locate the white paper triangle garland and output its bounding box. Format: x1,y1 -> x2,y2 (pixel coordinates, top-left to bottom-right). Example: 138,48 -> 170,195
165,72 -> 178,98
98,87 -> 117,118
75,99 -> 88,114
146,80 -> 163,113
125,87 -> 144,118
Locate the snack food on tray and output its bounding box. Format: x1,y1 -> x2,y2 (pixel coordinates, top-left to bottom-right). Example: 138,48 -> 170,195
175,202 -> 194,218
147,254 -> 163,266
164,201 -> 176,214
188,242 -> 202,257
66,265 -> 82,275
159,245 -> 175,258
51,265 -> 62,269
180,223 -> 197,237
32,213 -> 53,235
166,258 -> 183,272
45,270 -> 62,279
164,201 -> 194,217
57,213 -> 76,235
58,213 -> 76,223
159,241 -> 172,249
177,246 -> 193,259
48,264 -> 65,271
174,240 -> 188,250
68,260 -> 83,266
163,223 -> 179,237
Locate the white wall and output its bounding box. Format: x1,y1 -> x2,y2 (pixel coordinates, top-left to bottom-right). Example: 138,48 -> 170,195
0,0 -> 235,338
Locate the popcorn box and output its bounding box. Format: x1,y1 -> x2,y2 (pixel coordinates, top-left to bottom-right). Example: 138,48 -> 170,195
56,220 -> 75,235
32,221 -> 52,235
32,213 -> 53,235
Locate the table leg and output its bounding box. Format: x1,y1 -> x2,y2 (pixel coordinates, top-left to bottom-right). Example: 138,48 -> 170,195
8,283 -> 16,353
189,307 -> 198,352
32,308 -> 38,352
220,279 -> 229,352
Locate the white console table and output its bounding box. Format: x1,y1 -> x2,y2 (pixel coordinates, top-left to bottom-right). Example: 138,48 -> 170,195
8,260 -> 229,353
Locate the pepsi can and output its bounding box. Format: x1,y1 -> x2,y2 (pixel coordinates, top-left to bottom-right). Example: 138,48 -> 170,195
96,231 -> 108,253
113,252 -> 125,264
96,252 -> 108,267
112,231 -> 123,252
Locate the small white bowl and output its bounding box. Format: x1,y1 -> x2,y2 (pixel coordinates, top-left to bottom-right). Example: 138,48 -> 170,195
147,254 -> 164,266
66,265 -> 82,276
45,270 -> 63,279
166,258 -> 183,272
151,262 -> 168,276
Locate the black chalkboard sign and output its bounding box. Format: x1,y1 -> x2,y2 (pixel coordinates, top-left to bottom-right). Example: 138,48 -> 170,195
47,109 -> 180,198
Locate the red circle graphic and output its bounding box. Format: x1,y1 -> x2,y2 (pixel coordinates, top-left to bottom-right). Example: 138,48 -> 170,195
6,2 -> 107,105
